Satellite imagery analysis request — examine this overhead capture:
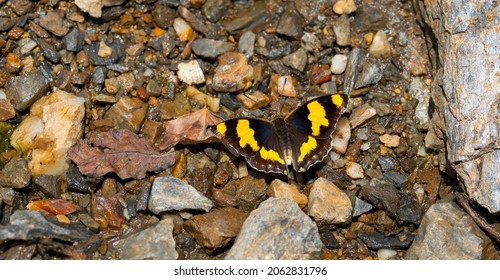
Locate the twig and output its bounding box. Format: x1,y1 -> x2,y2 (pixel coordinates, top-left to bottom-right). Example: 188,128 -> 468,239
455,192 -> 500,243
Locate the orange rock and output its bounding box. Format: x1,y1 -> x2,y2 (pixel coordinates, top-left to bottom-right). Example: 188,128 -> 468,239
27,199 -> 78,215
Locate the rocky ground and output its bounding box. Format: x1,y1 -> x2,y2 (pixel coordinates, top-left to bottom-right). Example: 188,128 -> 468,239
0,0 -> 498,260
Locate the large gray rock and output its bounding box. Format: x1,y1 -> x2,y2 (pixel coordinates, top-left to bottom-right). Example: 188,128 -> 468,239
0,210 -> 93,242
419,0 -> 500,213
406,201 -> 492,260
225,198 -> 323,260
108,218 -> 178,260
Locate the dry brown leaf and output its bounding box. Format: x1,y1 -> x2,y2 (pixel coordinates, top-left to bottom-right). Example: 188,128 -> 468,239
27,199 -> 78,216
68,129 -> 175,179
159,108 -> 223,150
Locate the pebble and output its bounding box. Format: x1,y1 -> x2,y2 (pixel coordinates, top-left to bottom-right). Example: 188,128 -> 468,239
0,158 -> 31,189
84,38 -> 124,66
301,32 -> 321,53
351,196 -> 373,217
91,193 -> 124,230
224,1 -> 269,33
225,198 -> 323,260
270,74 -> 297,97
359,178 -> 400,218
192,39 -> 233,59
267,179 -> 308,208
66,164 -> 101,193
39,10 -> 69,37
109,218 -> 178,259
308,177 -> 352,225
377,249 -> 398,260
355,62 -> 384,88
12,0 -> 34,15
148,176 -> 213,214
202,0 -> 229,22
333,0 -> 357,15
371,100 -> 393,116
406,202 -> 492,260
116,72 -> 135,91
380,134 -> 401,148
383,171 -> 408,189
346,161 -> 364,179
5,72 -> 50,111
36,36 -> 61,63
212,52 -> 254,93
184,86 -> 220,112
283,48 -> 308,72
331,117 -> 351,154
98,41 -> 113,58
18,38 -> 38,55
177,60 -> 206,85
32,175 -> 61,198
103,97 -> 148,133
358,231 -> 414,250
152,5 -> 176,29
10,90 -> 85,175
397,194 -> 423,225
237,91 -> 271,110
238,30 -> 256,59
78,213 -> 100,232
310,64 -> 332,85
369,30 -> 392,58
0,188 -> 17,206
184,207 -> 248,253
173,17 -> 193,41
235,176 -> 267,211
75,0 -> 125,18
377,156 -> 394,171
330,54 -> 348,74
334,15 -> 351,46
350,104 -> 377,129
0,210 -> 93,242
0,99 -> 16,121
63,27 -> 85,52
276,8 -> 305,38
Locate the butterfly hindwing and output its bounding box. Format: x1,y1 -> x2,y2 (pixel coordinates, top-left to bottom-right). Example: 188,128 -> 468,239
285,94 -> 348,139
214,118 -> 288,174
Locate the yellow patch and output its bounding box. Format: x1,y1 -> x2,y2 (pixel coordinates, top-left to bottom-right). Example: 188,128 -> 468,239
260,147 -> 285,164
299,136 -> 317,161
236,120 -> 259,151
332,94 -> 344,108
307,101 -> 329,136
216,123 -> 227,136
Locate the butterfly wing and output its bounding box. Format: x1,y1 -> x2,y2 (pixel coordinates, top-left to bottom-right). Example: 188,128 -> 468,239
285,94 -> 348,172
213,118 -> 288,174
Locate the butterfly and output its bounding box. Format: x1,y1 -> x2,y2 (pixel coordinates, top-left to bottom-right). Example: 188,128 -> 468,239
212,93 -> 348,175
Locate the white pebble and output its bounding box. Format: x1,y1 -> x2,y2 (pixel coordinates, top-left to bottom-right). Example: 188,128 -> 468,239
330,54 -> 348,74
346,161 -> 364,179
377,249 -> 397,260
177,60 -> 205,85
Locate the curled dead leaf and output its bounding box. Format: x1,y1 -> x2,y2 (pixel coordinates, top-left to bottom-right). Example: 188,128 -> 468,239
68,129 -> 175,180
159,108 -> 223,150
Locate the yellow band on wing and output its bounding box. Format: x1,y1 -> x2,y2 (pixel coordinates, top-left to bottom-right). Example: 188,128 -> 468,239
332,94 -> 344,108
236,120 -> 260,151
216,123 -> 227,136
307,101 -> 329,136
299,136 -> 318,161
260,147 -> 285,164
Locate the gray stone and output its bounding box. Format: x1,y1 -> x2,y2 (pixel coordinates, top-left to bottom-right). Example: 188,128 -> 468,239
0,158 -> 31,189
355,62 -> 385,89
420,0 -> 500,214
63,27 -> 85,52
238,30 -> 256,59
84,38 -> 125,66
351,196 -> 373,217
378,156 -> 395,171
5,72 -> 49,111
225,198 -> 322,260
109,218 -> 178,259
0,188 -> 17,206
202,0 -> 229,23
383,171 -> 409,189
148,176 -> 213,214
406,201 -> 492,259
397,194 -> 423,225
283,48 -> 308,72
35,36 -> 61,63
276,8 -> 305,38
359,232 -> 414,250
18,38 -> 37,55
409,76 -> 431,130
192,39 -> 233,59
359,178 -> 400,218
32,175 -> 60,198
224,2 -> 269,33
0,210 -> 93,242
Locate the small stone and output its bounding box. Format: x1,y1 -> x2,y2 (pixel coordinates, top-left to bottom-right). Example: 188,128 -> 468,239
91,193 -> 124,230
358,232 -> 414,250
39,10 -> 69,37
5,73 -> 49,111
192,39 -> 233,59
237,91 -> 271,110
351,196 -> 373,217
377,249 -> 398,260
0,188 -> 17,206
330,54 -> 348,74
359,178 -> 400,218
18,38 -> 38,55
308,177 -> 352,225
238,30 -> 256,59
267,179 -> 308,208
383,171 -> 408,189
5,53 -> 23,74
334,15 -> 351,47
355,62 -> 384,88
63,27 -> 85,52
32,175 -> 60,198
331,117 -> 350,154
235,176 -> 267,211
397,194 -> 423,225
333,0 -> 357,15
12,0 -> 34,15
152,5 -> 176,29
10,90 -> 85,176
148,176 -> 213,214
103,97 -> 148,133
345,161 -> 364,179
85,38 -> 125,66
109,218 -> 178,259
98,41 -> 113,58
350,104 -> 377,129
270,74 -> 297,97
212,52 -> 254,93
79,213 -> 100,232
276,8 -> 305,38
104,77 -> 120,94
378,156 -> 394,171
0,99 -> 16,121
0,159 -> 31,189
116,72 -> 135,91
184,86 -> 220,112
36,37 -> 61,63
184,207 -> 248,253
406,202 -> 493,260
225,198 -> 322,260
173,17 -> 193,41
380,134 -> 400,148
224,2 -> 269,33
202,0 -> 229,22
177,60 -> 205,85
369,30 -> 391,58
0,210 -> 92,242
283,48 -> 308,72
310,64 -> 332,85
301,32 -> 321,52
